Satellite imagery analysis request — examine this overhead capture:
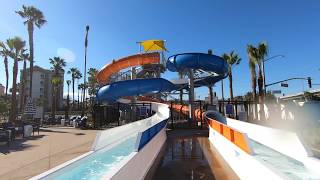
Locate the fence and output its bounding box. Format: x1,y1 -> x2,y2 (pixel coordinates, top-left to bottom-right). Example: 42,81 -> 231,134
92,102 -> 153,128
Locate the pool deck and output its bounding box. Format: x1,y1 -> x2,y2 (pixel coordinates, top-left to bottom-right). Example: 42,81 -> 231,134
150,129 -> 239,180
0,127 -> 98,180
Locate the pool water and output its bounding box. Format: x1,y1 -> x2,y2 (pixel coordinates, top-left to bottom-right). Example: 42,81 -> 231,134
250,139 -> 319,180
44,136 -> 136,180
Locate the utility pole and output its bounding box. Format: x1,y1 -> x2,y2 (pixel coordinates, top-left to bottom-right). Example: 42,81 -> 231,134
221,79 -> 225,115
262,55 -> 285,94
189,69 -> 195,121
82,25 -> 89,116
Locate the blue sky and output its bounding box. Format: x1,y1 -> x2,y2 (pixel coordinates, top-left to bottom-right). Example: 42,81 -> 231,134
0,0 -> 320,99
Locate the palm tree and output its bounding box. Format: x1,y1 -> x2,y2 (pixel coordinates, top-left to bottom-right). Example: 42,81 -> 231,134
256,42 -> 268,102
16,5 -> 47,98
49,57 -> 66,118
247,45 -> 258,103
87,68 -> 99,97
78,83 -> 87,109
67,68 -> 82,109
19,50 -> 29,112
0,41 -> 11,97
51,76 -> 62,118
7,37 -> 26,121
222,51 -> 241,101
247,43 -> 268,120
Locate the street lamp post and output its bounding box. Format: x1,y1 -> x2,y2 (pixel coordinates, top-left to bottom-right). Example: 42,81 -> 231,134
262,55 -> 285,94
82,25 -> 89,116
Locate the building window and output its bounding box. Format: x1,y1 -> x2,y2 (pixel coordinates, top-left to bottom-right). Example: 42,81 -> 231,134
40,88 -> 43,92
41,74 -> 45,79
40,81 -> 44,86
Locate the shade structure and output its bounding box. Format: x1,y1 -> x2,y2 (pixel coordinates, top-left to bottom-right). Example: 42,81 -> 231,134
140,40 -> 167,52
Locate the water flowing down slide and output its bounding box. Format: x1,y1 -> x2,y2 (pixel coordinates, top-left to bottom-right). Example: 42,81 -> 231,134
96,52 -> 229,103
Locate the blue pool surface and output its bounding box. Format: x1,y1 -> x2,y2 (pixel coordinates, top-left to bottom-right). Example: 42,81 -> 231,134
44,136 -> 136,180
250,139 -> 320,180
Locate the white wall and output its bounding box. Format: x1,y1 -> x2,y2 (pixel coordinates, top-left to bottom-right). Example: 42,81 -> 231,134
105,128 -> 166,180
208,126 -> 283,180
92,102 -> 169,151
226,118 -> 309,162
226,118 -> 320,175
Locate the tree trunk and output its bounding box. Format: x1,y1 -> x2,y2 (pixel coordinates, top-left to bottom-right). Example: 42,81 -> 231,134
208,86 -> 213,105
72,78 -> 75,109
9,57 -> 18,122
258,66 -> 265,120
20,60 -> 27,112
4,57 -> 9,96
229,69 -> 234,101
250,63 -> 258,120
78,87 -> 80,110
179,89 -> 183,104
51,86 -> 56,119
28,22 -> 34,98
66,85 -> 70,120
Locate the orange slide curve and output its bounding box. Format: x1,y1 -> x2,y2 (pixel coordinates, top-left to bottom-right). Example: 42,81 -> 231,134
97,52 -> 160,85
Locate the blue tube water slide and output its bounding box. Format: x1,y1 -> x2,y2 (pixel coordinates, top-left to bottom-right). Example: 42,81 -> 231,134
97,53 -> 228,103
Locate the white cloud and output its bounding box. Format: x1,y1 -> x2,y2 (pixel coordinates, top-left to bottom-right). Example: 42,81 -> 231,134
57,48 -> 76,63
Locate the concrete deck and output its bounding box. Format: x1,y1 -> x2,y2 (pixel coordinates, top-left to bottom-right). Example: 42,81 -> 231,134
0,127 -> 98,180
151,129 -> 239,180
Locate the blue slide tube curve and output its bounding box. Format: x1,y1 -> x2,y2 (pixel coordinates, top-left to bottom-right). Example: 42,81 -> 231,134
97,78 -> 176,102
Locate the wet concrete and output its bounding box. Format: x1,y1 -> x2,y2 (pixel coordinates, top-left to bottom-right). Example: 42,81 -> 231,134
151,129 -> 239,180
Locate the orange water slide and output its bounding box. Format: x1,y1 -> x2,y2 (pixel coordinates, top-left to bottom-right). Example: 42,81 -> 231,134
97,52 -> 160,85
207,118 -> 252,154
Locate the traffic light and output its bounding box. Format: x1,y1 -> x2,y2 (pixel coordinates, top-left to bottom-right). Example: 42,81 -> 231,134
307,77 -> 312,88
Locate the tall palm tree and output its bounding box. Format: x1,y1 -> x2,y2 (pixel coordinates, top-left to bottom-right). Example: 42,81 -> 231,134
19,50 -> 29,112
256,42 -> 268,102
7,37 -> 26,121
0,41 -> 11,97
222,51 -> 241,101
67,68 -> 82,109
51,76 -> 62,118
247,45 -> 258,103
16,5 -> 47,98
49,57 -> 66,118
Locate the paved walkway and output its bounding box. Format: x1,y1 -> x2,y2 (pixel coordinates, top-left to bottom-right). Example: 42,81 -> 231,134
151,129 -> 239,180
0,127 -> 98,180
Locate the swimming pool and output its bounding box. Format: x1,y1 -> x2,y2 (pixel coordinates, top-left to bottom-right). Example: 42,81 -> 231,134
42,135 -> 136,180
